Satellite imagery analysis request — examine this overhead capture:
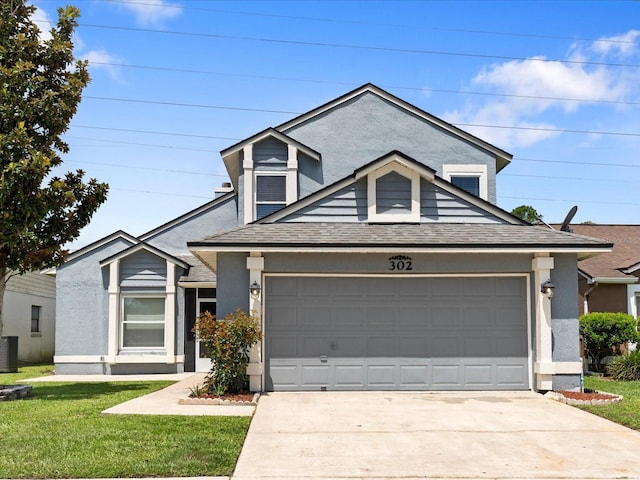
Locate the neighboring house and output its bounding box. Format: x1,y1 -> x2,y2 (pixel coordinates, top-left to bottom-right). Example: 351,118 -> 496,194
2,271 -> 56,363
54,84 -> 611,392
555,224 -> 640,317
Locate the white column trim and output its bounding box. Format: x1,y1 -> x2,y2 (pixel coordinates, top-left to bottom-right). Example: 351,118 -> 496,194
246,253 -> 264,392
107,260 -> 120,363
532,254 -> 554,390
165,261 -> 176,363
287,144 -> 298,205
243,144 -> 254,224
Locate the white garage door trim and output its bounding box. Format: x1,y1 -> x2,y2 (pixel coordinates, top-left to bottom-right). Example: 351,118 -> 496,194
262,273 -> 532,391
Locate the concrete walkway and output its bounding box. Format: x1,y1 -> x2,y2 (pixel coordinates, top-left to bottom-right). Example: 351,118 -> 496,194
23,372 -> 256,416
233,390 -> 640,480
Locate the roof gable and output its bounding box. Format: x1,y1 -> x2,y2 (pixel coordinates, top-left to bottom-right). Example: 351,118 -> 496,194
276,84 -> 512,172
221,128 -> 321,189
259,151 -> 524,225
100,240 -> 190,269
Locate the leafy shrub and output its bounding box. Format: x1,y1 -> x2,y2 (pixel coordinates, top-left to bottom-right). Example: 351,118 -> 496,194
194,308 -> 262,395
579,312 -> 639,372
608,350 -> 640,381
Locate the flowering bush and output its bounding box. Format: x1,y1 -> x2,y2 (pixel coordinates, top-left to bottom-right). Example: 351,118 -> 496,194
194,308 -> 262,395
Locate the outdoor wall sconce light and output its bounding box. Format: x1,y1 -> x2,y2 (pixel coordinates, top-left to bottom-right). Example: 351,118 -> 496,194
250,281 -> 261,298
541,280 -> 555,299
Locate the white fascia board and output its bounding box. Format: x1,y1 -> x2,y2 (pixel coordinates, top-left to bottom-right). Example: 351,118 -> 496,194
622,262 -> 640,275
189,250 -> 217,274
140,193 -> 235,242
189,245 -> 612,255
592,276 -> 639,284
177,281 -> 217,288
63,231 -> 139,263
354,154 -> 435,182
100,242 -> 190,269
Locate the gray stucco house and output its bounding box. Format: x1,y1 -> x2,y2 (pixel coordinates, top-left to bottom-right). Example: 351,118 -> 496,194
54,84 -> 611,392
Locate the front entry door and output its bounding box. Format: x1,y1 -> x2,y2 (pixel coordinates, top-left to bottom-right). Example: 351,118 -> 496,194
196,300 -> 216,372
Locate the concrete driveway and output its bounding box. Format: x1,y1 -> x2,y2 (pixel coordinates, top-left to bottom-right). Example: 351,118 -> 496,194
232,391 -> 640,480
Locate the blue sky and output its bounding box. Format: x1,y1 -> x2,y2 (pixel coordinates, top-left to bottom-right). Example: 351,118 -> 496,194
32,0 -> 640,249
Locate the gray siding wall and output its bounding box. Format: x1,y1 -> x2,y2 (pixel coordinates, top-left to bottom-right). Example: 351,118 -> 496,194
144,195 -> 239,255
6,271 -> 56,298
262,252 -> 532,275
551,253 -> 581,390
120,250 -> 166,288
284,92 -> 498,204
377,172 -> 411,215
55,237 -> 135,356
216,252 -> 250,318
280,178 -> 504,223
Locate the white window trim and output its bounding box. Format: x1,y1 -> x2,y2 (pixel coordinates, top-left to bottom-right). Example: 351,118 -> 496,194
254,171 -> 287,220
120,293 -> 167,351
367,162 -> 420,223
627,284 -> 640,317
106,260 -> 177,364
442,164 -> 488,200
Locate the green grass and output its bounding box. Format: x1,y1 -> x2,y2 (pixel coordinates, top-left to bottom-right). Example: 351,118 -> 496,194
0,365 -> 251,478
581,376 -> 640,431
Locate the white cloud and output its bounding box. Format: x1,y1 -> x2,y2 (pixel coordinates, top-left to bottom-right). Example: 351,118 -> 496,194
591,30 -> 639,57
117,0 -> 183,26
443,30 -> 639,149
83,49 -> 124,80
31,4 -> 53,41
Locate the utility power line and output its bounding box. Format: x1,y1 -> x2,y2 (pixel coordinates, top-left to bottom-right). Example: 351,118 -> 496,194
75,22 -> 640,69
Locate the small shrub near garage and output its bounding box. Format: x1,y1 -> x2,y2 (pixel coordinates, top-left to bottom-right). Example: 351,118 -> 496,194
608,349 -> 640,381
194,308 -> 262,395
579,312 -> 639,372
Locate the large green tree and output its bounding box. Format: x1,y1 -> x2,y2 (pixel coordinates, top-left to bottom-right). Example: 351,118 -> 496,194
0,1 -> 108,335
510,205 -> 542,224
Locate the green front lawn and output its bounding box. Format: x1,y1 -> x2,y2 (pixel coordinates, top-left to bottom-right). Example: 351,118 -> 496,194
582,376 -> 640,431
0,365 -> 250,478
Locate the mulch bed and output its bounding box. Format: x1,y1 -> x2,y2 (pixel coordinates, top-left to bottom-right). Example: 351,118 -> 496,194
190,392 -> 255,402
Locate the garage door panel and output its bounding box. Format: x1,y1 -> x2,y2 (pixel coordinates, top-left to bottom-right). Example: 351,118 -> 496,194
367,335 -> 399,356
334,307 -> 363,327
399,365 -> 429,386
366,306 -> 396,326
432,364 -> 462,387
270,306 -> 298,328
368,365 -> 396,386
462,306 -> 491,326
398,335 -> 428,356
495,306 -> 525,326
463,277 -> 491,296
398,307 -> 427,326
266,276 -> 528,391
431,306 -> 461,326
496,364 -> 527,386
333,277 -> 363,296
334,365 -> 365,386
464,365 -> 493,386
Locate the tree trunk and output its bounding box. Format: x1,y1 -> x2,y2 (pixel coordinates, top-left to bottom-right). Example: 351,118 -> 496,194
0,265 -> 7,338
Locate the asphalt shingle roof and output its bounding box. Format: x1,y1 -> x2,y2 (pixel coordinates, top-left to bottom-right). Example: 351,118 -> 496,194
178,255 -> 217,283
189,223 -> 611,251
552,224 -> 640,280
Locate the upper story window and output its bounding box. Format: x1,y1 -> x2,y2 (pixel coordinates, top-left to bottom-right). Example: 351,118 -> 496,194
442,164 -> 488,200
255,174 -> 286,219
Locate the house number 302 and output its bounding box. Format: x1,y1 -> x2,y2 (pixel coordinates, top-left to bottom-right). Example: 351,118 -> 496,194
388,255 -> 413,271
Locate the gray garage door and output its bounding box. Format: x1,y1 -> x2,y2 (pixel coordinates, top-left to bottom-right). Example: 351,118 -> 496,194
265,276 -> 529,391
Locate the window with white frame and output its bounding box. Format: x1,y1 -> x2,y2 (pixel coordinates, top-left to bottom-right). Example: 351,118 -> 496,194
121,296 -> 165,348
255,174 -> 286,219
31,305 -> 41,333
442,164 -> 488,200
